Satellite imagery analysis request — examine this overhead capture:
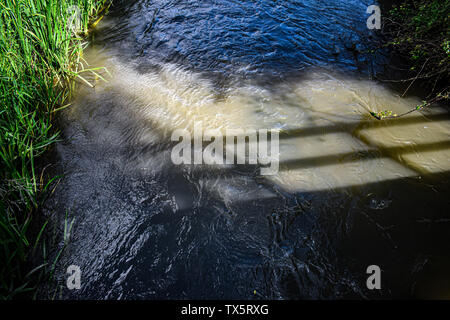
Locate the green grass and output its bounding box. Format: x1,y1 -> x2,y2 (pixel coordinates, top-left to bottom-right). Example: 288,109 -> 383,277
0,0 -> 109,299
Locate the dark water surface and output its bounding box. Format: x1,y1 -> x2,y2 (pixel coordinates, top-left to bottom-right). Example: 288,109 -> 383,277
41,0 -> 450,299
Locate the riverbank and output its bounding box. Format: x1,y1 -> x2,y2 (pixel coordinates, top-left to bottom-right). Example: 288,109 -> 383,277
379,0 -> 449,106
0,0 -> 109,299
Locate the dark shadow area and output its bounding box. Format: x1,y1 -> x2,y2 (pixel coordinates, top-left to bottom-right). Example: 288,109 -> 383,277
279,113 -> 450,140
279,140 -> 450,172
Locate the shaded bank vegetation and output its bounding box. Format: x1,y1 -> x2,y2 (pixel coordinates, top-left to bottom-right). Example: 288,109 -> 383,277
381,0 -> 449,106
0,0 -> 109,299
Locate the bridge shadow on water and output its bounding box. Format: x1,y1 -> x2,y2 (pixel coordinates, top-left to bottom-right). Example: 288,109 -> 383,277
44,76 -> 450,299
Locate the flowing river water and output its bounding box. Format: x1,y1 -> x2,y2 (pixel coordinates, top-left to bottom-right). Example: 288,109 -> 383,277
41,0 -> 450,299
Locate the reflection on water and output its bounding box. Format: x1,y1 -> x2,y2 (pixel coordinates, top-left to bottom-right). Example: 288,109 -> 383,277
41,0 -> 450,299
